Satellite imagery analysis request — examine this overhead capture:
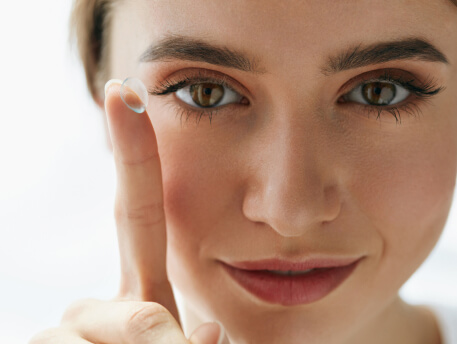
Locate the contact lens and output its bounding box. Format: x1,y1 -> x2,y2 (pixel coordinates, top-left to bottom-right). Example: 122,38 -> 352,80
120,77 -> 149,113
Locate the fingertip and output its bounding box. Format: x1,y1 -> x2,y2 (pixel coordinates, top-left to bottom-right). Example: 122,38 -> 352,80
120,77 -> 149,114
105,77 -> 149,114
104,80 -> 127,121
103,79 -> 156,161
104,78 -> 149,118
189,321 -> 227,344
105,79 -> 123,96
214,320 -> 227,344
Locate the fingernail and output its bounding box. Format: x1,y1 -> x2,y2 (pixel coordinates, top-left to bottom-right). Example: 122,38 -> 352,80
104,79 -> 123,96
214,320 -> 225,344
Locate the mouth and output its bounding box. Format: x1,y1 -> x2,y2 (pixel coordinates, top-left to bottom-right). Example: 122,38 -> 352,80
220,257 -> 363,306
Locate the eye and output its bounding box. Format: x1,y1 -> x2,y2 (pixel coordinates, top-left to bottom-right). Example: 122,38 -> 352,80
176,82 -> 244,108
342,81 -> 410,106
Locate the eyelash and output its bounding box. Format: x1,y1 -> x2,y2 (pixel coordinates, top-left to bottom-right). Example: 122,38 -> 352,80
149,71 -> 240,125
338,70 -> 444,124
148,69 -> 444,125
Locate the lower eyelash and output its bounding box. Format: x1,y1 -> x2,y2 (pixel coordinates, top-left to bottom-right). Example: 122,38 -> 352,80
358,100 -> 426,124
151,72 -> 243,126
154,69 -> 444,126
173,95 -> 430,127
174,106 -> 220,127
341,72 -> 444,125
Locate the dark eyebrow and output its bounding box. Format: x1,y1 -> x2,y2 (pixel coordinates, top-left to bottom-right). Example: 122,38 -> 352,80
321,38 -> 449,75
141,35 -> 449,76
139,34 -> 265,74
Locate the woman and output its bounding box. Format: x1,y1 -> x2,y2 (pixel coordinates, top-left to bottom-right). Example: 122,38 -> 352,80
31,1 -> 457,343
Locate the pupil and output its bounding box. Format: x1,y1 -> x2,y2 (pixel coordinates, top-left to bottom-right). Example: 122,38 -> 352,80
362,82 -> 396,106
190,83 -> 224,107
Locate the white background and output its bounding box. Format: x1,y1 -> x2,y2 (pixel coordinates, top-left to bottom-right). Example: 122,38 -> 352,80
0,1 -> 456,343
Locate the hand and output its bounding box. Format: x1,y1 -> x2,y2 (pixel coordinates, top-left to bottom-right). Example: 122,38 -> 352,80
29,80 -> 229,344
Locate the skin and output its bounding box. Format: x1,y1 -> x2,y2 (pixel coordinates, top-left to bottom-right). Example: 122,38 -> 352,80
106,0 -> 457,343
30,1 -> 457,344
110,0 -> 457,343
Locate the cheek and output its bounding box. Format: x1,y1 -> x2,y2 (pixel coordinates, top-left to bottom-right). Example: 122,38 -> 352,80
161,146 -> 216,245
156,128 -> 236,285
350,126 -> 456,280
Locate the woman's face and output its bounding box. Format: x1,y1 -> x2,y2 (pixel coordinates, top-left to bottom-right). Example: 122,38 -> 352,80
107,1 -> 457,343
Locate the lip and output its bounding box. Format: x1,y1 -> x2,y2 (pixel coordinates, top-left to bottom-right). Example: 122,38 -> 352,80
220,257 -> 363,306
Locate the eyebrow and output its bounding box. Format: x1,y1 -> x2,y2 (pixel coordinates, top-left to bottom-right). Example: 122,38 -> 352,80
139,35 -> 449,75
139,34 -> 265,73
321,38 -> 449,75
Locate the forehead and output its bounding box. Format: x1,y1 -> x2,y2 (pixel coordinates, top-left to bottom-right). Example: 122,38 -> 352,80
111,0 -> 457,76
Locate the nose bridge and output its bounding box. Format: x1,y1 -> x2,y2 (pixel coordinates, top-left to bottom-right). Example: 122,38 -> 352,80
242,109 -> 341,237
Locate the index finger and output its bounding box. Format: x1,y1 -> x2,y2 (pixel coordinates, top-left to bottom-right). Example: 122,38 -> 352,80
104,79 -> 179,322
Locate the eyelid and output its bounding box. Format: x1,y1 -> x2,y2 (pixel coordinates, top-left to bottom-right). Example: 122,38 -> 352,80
150,67 -> 254,101
175,83 -> 245,109
342,81 -> 411,107
338,68 -> 429,96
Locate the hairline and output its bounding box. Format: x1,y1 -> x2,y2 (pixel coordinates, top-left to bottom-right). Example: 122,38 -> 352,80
92,0 -> 457,99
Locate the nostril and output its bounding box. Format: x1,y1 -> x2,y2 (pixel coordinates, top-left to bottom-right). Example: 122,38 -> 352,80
242,182 -> 341,238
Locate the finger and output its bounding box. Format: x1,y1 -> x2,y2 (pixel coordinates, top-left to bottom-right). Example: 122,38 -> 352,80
104,80 -> 178,320
63,299 -> 188,344
29,327 -> 92,344
189,321 -> 230,344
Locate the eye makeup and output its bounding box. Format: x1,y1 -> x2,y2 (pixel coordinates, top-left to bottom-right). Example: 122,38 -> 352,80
337,69 -> 444,124
148,67 -> 445,125
149,69 -> 250,125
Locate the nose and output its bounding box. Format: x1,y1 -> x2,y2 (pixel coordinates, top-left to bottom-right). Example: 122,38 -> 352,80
241,113 -> 341,238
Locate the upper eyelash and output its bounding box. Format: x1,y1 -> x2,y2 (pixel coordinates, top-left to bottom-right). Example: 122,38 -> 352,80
149,70 -> 445,125
148,71 -> 242,125
349,70 -> 444,98
149,70 -> 237,96
339,71 -> 445,124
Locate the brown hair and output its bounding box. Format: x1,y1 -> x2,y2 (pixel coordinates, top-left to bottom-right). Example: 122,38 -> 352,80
70,0 -> 457,102
70,0 -> 118,101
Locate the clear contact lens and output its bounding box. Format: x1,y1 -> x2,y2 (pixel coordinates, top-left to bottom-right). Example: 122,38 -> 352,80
120,77 -> 149,113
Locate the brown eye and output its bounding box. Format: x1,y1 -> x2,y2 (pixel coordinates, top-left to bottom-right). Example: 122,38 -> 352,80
361,82 -> 396,105
342,80 -> 410,107
175,80 -> 245,109
190,83 -> 224,107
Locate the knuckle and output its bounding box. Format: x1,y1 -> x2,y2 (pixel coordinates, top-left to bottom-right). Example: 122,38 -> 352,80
28,328 -> 62,344
61,298 -> 98,323
120,152 -> 160,166
124,303 -> 172,341
115,201 -> 165,227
